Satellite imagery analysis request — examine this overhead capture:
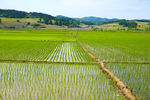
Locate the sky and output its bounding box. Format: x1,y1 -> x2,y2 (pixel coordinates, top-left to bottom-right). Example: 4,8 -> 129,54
0,0 -> 150,19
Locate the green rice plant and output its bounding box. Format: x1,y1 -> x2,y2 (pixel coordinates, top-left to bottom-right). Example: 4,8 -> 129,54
45,42 -> 94,62
78,31 -> 150,62
0,40 -> 93,62
0,29 -> 75,41
0,40 -> 58,61
0,63 -> 123,100
105,63 -> 150,100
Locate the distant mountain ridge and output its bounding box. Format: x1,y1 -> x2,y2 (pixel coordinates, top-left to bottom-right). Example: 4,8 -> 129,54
79,16 -> 119,25
56,15 -> 120,25
56,15 -> 75,21
81,16 -> 118,22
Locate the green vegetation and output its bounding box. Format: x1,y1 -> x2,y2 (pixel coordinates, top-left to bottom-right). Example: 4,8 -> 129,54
0,29 -> 75,41
119,20 -> 137,28
77,30 -> 150,99
0,18 -> 39,28
0,41 -> 93,62
0,18 -> 1,23
94,23 -> 127,31
0,17 -> 78,29
16,20 -> 20,22
0,29 -> 149,99
80,16 -> 119,25
105,63 -> 150,100
78,31 -> 150,62
26,22 -> 30,25
0,30 -> 94,62
0,17 -> 39,23
0,63 -> 123,100
0,9 -> 119,27
0,9 -> 79,27
0,40 -> 58,60
94,22 -> 150,31
1,9 -> 150,31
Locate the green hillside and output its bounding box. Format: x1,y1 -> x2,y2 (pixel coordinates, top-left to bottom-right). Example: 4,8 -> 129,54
0,9 -> 79,28
94,22 -> 150,31
0,17 -> 67,29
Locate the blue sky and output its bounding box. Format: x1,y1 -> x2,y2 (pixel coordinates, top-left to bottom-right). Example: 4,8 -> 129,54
1,0 -> 150,19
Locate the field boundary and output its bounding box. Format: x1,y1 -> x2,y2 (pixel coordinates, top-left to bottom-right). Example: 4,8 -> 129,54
0,39 -> 77,42
104,61 -> 150,64
0,59 -> 149,65
0,59 -> 98,65
76,33 -> 137,100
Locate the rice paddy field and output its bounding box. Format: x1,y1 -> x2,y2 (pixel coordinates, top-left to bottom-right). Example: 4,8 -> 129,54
0,29 -> 149,99
78,31 -> 150,99
78,31 -> 150,62
0,30 -> 75,41
0,41 -> 93,62
0,63 -> 123,100
105,63 -> 150,100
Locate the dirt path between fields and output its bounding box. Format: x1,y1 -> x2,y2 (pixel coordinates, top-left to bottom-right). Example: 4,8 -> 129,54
104,61 -> 150,64
76,35 -> 137,100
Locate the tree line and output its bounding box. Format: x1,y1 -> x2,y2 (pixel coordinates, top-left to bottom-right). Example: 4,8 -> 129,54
119,20 -> 137,28
101,19 -> 138,28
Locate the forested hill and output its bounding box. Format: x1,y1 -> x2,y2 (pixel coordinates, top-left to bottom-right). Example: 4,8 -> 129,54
0,9 -> 79,27
0,9 -> 54,19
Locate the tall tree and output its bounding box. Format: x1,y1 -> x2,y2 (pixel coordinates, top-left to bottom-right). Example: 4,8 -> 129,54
0,18 -> 1,23
17,20 -> 20,22
26,22 -> 31,25
49,20 -> 52,25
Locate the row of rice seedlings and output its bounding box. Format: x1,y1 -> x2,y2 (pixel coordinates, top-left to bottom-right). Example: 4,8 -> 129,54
0,40 -> 59,61
84,42 -> 150,62
78,31 -> 150,62
105,63 -> 150,100
0,63 -> 123,100
32,42 -> 58,61
0,41 -> 93,62
45,42 -> 94,62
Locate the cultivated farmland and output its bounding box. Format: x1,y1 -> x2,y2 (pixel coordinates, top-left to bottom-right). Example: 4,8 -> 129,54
105,63 -> 150,100
0,63 -> 123,100
78,31 -> 150,62
0,29 -> 149,99
0,41 -> 93,62
78,30 -> 150,99
0,29 -> 75,41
